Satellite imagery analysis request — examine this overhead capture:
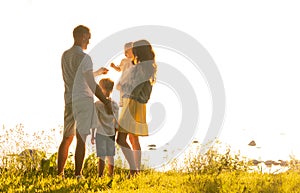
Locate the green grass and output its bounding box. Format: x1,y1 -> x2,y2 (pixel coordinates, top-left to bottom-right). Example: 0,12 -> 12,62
1,125 -> 300,192
2,166 -> 300,192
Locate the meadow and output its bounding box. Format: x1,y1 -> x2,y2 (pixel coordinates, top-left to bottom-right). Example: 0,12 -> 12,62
1,124 -> 300,193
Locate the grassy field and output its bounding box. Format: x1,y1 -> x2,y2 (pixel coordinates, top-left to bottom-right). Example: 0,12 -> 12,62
1,125 -> 300,192
2,170 -> 300,193
2,149 -> 300,192
1,154 -> 300,193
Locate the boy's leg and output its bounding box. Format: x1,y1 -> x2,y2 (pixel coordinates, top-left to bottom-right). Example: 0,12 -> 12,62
98,156 -> 105,177
107,156 -> 114,177
75,132 -> 87,176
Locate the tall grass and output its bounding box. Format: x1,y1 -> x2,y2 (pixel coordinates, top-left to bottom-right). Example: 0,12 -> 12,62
1,125 -> 300,192
181,141 -> 249,175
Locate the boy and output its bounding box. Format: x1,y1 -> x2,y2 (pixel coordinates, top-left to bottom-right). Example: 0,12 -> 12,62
91,78 -> 119,178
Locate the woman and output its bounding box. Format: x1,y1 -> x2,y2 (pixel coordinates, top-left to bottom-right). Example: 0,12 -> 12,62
116,39 -> 157,176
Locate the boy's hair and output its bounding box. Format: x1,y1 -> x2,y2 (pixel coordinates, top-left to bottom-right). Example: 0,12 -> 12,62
73,25 -> 90,39
99,78 -> 114,93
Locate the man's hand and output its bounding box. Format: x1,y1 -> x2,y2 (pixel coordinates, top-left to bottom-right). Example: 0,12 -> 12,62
94,67 -> 109,76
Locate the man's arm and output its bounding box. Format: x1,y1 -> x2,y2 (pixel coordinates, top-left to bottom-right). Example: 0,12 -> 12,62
93,67 -> 109,77
84,70 -> 113,114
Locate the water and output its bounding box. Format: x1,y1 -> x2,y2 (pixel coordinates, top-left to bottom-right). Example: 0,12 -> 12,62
0,123 -> 296,174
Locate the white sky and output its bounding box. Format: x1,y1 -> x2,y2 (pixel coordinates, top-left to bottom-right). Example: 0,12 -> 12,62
1,0 -> 300,161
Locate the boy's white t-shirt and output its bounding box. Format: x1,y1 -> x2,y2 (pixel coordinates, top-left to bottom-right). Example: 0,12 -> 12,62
94,100 -> 119,136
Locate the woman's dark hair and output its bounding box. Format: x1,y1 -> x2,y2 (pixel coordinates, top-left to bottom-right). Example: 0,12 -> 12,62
132,40 -> 157,84
132,40 -> 155,62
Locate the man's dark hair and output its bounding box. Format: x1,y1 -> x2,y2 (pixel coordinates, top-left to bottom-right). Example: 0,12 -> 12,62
73,25 -> 90,39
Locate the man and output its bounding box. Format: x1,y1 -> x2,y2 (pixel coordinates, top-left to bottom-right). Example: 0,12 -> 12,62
58,25 -> 112,178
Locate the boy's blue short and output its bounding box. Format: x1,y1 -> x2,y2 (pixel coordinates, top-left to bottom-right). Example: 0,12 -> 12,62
95,133 -> 115,157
